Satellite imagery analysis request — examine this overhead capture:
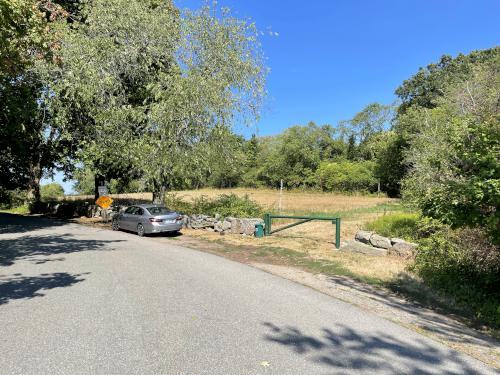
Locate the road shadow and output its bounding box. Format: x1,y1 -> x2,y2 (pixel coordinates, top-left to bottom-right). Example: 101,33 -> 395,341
322,274 -> 500,350
0,233 -> 124,266
0,213 -> 67,235
0,272 -> 88,305
149,231 -> 184,238
262,322 -> 484,374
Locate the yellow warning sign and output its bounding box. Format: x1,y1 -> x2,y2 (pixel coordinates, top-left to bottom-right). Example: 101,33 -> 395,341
96,196 -> 113,209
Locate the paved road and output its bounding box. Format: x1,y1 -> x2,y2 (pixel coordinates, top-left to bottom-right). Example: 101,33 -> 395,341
0,214 -> 495,375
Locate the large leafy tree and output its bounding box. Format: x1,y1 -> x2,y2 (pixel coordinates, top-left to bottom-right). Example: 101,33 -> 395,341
39,0 -> 265,201
0,0 -> 70,202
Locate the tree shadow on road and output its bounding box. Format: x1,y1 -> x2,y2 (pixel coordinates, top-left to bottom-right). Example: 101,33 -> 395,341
0,233 -> 124,266
0,272 -> 89,305
321,274 -> 500,351
262,322 -> 486,374
0,213 -> 67,235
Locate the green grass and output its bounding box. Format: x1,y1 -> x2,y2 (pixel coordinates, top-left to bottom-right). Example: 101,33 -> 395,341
364,212 -> 420,241
0,205 -> 30,215
212,241 -> 384,285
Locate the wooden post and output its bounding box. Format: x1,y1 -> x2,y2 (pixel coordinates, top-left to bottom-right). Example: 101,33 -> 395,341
279,179 -> 283,212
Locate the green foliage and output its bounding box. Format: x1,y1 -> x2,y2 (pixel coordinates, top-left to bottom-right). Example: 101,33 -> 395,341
340,102 -> 394,145
40,182 -> 64,200
365,212 -> 420,241
0,204 -> 30,214
411,226 -> 500,328
72,168 -> 95,195
0,188 -> 28,208
164,193 -> 263,218
396,47 -> 499,113
259,123 -> 323,188
316,160 -> 377,192
401,58 -> 500,242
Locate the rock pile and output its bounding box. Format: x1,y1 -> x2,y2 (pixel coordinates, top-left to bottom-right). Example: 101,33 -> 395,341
353,230 -> 418,258
183,215 -> 263,236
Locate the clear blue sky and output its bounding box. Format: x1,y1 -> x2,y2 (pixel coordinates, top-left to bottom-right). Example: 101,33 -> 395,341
47,0 -> 499,192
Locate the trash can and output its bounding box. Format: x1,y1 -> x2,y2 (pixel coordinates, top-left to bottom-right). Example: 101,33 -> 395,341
255,223 -> 264,238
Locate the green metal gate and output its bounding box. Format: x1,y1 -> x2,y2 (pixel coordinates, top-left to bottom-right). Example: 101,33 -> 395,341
263,213 -> 341,249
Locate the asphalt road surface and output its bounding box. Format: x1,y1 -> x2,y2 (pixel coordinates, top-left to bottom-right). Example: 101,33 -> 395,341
0,214 -> 495,374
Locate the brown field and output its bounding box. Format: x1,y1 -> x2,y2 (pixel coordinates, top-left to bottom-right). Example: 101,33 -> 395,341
172,187 -> 396,213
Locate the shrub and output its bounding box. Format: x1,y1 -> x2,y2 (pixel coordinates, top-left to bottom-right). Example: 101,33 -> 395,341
316,160 -> 377,192
40,183 -> 64,200
365,212 -> 420,241
164,193 -> 263,218
411,226 -> 500,328
164,193 -> 197,215
0,188 -> 27,209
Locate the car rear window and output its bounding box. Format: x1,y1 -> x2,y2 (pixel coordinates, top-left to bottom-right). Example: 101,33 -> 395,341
146,206 -> 172,215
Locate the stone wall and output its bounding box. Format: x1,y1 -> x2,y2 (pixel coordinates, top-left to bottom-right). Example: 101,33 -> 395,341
183,214 -> 263,236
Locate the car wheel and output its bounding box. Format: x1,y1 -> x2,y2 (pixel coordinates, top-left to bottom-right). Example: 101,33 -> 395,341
137,223 -> 145,237
112,219 -> 119,231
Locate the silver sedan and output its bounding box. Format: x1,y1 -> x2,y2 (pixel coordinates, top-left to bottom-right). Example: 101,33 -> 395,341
112,204 -> 183,236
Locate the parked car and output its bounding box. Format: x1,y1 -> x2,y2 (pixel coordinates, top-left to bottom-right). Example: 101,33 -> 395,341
112,204 -> 183,236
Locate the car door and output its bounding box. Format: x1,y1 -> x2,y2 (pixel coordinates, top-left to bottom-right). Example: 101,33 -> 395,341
120,206 -> 137,230
131,207 -> 145,231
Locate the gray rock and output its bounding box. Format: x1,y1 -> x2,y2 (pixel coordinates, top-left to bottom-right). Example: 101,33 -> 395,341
230,218 -> 264,235
369,234 -> 392,249
355,230 -> 373,244
222,219 -> 232,231
389,241 -> 418,258
340,240 -> 388,256
390,238 -> 406,245
214,221 -> 223,232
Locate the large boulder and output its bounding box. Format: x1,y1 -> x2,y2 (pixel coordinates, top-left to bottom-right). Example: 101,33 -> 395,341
390,238 -> 406,245
230,218 -> 264,235
369,234 -> 392,249
340,240 -> 388,256
389,241 -> 418,258
355,230 -> 373,244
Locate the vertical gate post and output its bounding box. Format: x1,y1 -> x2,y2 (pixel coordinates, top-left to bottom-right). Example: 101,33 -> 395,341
335,218 -> 341,249
264,213 -> 271,235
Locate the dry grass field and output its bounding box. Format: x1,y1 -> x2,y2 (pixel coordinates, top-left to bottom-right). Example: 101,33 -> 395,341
172,187 -> 396,213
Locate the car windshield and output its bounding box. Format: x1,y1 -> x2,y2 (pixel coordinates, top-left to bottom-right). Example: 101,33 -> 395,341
146,206 -> 172,215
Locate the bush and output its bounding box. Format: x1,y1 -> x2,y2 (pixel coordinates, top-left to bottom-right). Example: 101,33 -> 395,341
411,226 -> 500,328
316,160 -> 377,192
40,183 -> 64,200
165,193 -> 263,218
0,188 -> 27,209
365,212 -> 420,241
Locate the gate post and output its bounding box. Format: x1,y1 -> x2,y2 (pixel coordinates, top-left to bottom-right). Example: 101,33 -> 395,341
264,213 -> 271,235
335,218 -> 341,249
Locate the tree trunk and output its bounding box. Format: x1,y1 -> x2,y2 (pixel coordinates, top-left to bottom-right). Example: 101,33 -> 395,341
153,185 -> 167,204
26,160 -> 41,205
94,174 -> 106,201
